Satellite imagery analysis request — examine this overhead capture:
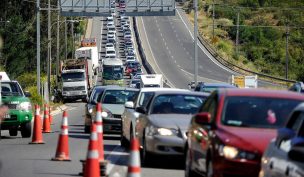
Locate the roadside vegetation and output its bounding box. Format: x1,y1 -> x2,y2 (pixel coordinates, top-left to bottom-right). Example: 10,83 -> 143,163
184,0 -> 304,81
0,0 -> 86,105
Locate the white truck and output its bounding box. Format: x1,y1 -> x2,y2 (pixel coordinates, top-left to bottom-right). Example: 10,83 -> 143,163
60,60 -> 90,102
139,74 -> 163,88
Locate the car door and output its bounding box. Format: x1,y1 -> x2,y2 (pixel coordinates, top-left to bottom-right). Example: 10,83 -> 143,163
266,111 -> 304,177
190,92 -> 218,174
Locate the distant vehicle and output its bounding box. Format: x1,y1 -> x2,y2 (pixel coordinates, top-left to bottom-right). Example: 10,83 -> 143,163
105,49 -> 116,59
107,34 -> 116,43
124,34 -> 132,41
81,38 -> 97,47
84,85 -> 109,133
260,103 -> 304,177
140,74 -> 163,88
289,82 -> 304,94
100,87 -> 139,134
107,16 -> 114,22
192,82 -> 237,92
185,89 -> 304,177
108,31 -> 116,38
135,90 -> 209,165
125,61 -> 141,78
107,24 -> 116,31
132,73 -> 143,79
0,80 -> 33,138
126,56 -> 136,62
129,79 -> 140,88
108,26 -> 116,34
105,43 -> 115,51
102,58 -> 124,86
121,88 -> 191,147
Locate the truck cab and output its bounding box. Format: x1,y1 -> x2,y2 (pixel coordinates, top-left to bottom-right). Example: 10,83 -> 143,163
140,74 -> 163,88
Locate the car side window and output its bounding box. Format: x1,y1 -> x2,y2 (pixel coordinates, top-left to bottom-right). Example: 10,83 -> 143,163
138,92 -> 154,108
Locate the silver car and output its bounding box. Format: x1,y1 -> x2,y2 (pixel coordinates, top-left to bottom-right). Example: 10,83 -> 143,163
100,87 -> 139,134
134,90 -> 209,164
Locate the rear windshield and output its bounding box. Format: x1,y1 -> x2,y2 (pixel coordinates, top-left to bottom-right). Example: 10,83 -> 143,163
102,90 -> 138,104
221,96 -> 302,129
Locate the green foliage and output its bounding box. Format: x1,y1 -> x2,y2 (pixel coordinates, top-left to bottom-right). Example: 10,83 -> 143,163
27,86 -> 44,106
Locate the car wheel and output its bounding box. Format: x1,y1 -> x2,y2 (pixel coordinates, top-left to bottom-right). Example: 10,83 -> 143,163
21,122 -> 32,138
84,125 -> 91,134
185,147 -> 200,177
141,137 -> 152,166
206,159 -> 214,177
120,134 -> 129,148
9,128 -> 18,136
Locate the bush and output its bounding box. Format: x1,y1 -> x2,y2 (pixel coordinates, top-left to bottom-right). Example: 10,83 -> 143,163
27,86 -> 44,107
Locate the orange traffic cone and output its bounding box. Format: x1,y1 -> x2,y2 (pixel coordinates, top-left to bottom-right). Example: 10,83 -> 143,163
95,103 -> 104,161
127,138 -> 141,177
83,124 -> 100,177
52,111 -> 71,161
42,104 -> 52,133
29,105 -> 45,144
49,105 -> 53,125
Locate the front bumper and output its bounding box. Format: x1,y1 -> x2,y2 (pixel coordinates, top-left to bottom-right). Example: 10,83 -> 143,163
62,94 -> 87,100
1,110 -> 33,129
145,135 -> 185,156
103,118 -> 122,134
213,156 -> 260,177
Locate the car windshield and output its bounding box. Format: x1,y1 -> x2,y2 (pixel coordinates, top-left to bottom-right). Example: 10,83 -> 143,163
107,51 -> 115,54
61,72 -> 85,82
221,96 -> 302,129
1,82 -> 23,96
131,80 -> 140,84
92,89 -> 104,103
103,66 -> 123,80
151,94 -> 206,114
102,90 -> 138,104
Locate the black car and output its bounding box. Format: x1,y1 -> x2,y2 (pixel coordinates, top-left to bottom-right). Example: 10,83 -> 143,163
289,82 -> 304,94
192,82 -> 237,93
260,103 -> 304,177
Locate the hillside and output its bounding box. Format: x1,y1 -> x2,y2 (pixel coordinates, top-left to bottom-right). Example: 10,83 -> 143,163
184,0 -> 304,81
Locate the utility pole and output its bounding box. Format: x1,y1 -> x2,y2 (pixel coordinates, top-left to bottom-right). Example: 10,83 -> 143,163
56,0 -> 60,84
236,10 -> 240,56
71,18 -> 75,59
47,0 -> 51,102
194,0 -> 198,84
212,0 -> 215,39
65,18 -> 67,60
36,0 -> 41,95
285,25 -> 289,80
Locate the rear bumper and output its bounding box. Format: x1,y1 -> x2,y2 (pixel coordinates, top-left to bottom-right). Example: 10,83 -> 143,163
62,95 -> 87,100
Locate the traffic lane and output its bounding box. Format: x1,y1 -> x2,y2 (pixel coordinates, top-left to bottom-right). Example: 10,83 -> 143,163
154,15 -> 232,83
91,17 -> 103,51
0,103 -> 120,177
141,17 -> 194,89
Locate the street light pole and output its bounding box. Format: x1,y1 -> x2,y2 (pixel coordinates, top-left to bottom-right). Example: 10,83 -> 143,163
285,25 -> 289,80
212,0 -> 215,39
47,0 -> 51,102
36,0 -> 41,95
71,19 -> 75,60
65,18 -> 67,60
56,0 -> 60,84
194,0 -> 198,85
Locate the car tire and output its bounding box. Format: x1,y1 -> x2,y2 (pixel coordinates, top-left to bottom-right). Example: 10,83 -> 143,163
120,134 -> 129,148
21,122 -> 32,138
185,147 -> 200,177
141,137 -> 152,167
84,125 -> 91,134
206,159 -> 214,177
9,128 -> 18,136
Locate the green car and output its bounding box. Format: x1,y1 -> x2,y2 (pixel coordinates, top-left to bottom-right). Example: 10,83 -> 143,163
1,81 -> 33,138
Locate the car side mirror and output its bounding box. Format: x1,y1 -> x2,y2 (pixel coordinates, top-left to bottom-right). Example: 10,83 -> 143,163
125,101 -> 134,109
275,128 -> 295,146
193,112 -> 211,125
135,107 -> 146,114
288,138 -> 304,162
24,91 -> 31,97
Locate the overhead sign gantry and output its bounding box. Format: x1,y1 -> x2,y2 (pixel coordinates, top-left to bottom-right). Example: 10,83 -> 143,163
60,0 -> 175,16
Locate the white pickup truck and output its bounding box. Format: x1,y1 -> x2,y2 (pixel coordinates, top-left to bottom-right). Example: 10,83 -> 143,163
120,88 -> 188,147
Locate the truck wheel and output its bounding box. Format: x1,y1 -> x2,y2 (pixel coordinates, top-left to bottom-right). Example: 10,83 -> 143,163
9,128 -> 18,136
21,122 -> 32,138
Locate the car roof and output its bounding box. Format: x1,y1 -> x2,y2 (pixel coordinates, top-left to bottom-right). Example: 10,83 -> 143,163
140,87 -> 188,92
153,90 -> 210,97
103,87 -> 139,92
220,88 -> 304,100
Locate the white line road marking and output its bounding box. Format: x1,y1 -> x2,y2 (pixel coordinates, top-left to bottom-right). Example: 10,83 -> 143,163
176,9 -> 236,75
106,145 -> 127,175
140,17 -> 175,88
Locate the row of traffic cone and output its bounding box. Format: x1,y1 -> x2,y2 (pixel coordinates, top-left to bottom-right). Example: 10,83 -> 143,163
30,103 -> 141,177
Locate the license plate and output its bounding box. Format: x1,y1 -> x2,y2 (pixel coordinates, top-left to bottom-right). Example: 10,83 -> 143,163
4,114 -> 10,119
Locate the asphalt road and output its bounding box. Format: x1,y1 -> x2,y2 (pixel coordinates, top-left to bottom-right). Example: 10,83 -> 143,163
0,103 -> 184,177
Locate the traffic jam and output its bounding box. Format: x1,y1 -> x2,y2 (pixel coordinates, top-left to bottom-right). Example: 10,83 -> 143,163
1,0 -> 304,177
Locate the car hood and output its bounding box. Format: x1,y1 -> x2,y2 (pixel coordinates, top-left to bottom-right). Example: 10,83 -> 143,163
102,104 -> 125,115
216,126 -> 277,154
148,114 -> 192,131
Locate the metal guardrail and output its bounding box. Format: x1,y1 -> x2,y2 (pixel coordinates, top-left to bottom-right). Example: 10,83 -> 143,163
197,36 -> 296,85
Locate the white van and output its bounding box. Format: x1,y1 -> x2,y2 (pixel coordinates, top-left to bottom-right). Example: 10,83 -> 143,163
140,74 -> 163,88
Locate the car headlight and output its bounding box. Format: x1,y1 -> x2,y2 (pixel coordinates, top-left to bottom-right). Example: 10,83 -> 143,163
218,145 -> 256,160
147,126 -> 177,136
17,102 -> 32,111
101,111 -> 113,119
